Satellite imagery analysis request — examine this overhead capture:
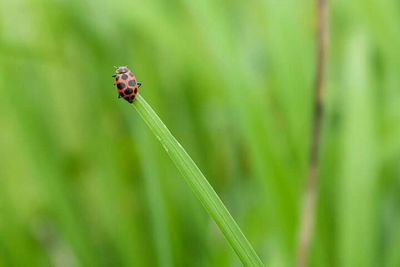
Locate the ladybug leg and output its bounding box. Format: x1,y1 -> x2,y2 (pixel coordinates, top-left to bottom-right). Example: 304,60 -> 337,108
138,82 -> 142,88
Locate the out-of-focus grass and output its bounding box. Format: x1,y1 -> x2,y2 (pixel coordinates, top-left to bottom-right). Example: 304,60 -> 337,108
0,0 -> 399,266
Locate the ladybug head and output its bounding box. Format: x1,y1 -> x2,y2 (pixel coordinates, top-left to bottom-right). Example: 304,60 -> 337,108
115,66 -> 129,74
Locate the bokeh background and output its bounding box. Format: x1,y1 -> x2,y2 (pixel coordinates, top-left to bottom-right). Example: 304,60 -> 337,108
1,0 -> 399,266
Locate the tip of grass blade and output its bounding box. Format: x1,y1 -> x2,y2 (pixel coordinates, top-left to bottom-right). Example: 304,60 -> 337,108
132,94 -> 264,267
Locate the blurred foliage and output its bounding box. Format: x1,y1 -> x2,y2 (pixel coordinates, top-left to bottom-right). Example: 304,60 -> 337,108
0,0 -> 399,266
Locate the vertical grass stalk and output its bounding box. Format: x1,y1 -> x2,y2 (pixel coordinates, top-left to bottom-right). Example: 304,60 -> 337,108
295,0 -> 328,266
132,94 -> 264,267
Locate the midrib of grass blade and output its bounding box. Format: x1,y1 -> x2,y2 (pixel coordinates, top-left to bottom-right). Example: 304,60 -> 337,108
132,94 -> 264,267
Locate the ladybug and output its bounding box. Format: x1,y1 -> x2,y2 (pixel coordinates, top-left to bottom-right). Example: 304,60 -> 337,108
112,66 -> 142,103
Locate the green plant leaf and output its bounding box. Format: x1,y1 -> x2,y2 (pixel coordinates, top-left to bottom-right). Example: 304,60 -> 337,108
133,94 -> 264,267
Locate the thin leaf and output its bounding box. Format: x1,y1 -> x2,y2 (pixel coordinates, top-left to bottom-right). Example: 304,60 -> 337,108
133,94 -> 264,267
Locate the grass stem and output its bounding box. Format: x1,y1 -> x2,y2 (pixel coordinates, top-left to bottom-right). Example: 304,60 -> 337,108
295,0 -> 328,266
133,94 -> 264,267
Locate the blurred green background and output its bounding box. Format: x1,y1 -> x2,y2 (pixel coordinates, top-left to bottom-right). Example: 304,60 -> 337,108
1,0 -> 399,266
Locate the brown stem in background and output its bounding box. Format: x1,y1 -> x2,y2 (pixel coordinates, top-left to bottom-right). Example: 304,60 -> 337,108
296,0 -> 327,266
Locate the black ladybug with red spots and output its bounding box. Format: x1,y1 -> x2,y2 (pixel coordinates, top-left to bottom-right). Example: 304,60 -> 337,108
112,66 -> 142,103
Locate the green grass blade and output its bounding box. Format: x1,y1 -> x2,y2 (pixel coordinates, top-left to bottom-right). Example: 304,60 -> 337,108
132,94 -> 264,267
